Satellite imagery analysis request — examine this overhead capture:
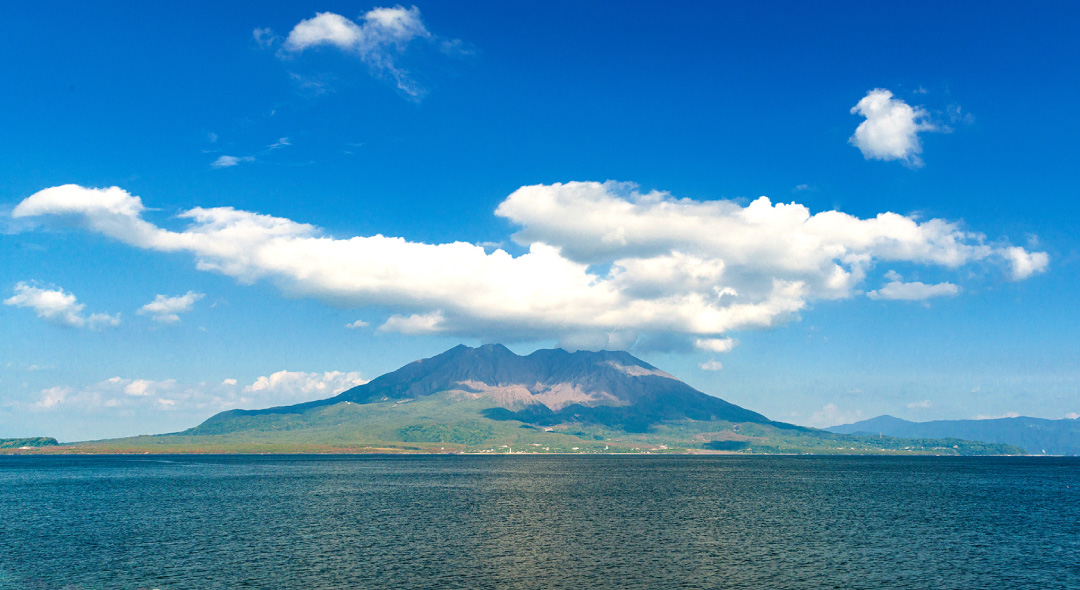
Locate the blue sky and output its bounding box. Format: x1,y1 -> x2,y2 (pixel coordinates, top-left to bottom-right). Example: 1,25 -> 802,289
2,1 -> 1077,440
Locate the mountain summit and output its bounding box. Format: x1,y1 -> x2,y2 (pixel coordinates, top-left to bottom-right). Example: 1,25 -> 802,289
213,344 -> 771,432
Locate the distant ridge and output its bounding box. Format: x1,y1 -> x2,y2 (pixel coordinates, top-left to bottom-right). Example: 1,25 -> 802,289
828,415 -> 1080,455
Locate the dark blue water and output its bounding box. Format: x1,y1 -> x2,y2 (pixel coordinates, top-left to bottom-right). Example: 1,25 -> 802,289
0,455 -> 1077,589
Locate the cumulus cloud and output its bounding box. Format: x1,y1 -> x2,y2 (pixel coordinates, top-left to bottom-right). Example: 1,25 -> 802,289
850,89 -> 937,166
276,6 -> 445,99
866,280 -> 959,301
137,291 -> 205,324
12,182 -> 1048,350
1002,246 -> 1049,280
244,370 -> 367,399
4,282 -> 120,329
345,319 -> 369,329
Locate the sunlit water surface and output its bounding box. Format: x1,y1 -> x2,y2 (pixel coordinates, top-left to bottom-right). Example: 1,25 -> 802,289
1,455 -> 1077,589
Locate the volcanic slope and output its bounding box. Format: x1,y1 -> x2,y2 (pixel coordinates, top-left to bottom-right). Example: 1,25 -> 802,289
74,345 -> 1022,455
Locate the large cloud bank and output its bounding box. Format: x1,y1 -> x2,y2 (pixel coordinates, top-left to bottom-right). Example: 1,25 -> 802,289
13,182 -> 1047,350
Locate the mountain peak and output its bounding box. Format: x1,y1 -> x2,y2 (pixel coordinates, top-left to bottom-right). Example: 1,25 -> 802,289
212,344 -> 773,433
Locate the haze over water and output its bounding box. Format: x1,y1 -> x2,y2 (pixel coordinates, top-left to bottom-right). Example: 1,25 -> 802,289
2,455 -> 1077,589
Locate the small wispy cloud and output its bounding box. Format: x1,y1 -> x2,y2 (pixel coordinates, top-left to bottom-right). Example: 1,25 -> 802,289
867,280 -> 959,301
695,338 -> 737,353
345,319 -> 369,329
210,136 -> 294,169
698,359 -> 723,371
972,412 -> 1020,420
260,5 -> 463,100
253,27 -> 279,49
379,312 -> 446,334
807,403 -> 864,428
137,291 -> 205,324
907,399 -> 932,409
211,155 -> 255,168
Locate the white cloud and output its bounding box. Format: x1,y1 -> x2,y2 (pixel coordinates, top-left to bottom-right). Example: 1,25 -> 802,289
245,370 -> 367,398
4,282 -> 120,329
123,378 -> 176,397
380,311 -> 446,334
280,6 -> 439,99
907,399 -> 932,409
698,359 -> 723,371
345,319 -> 369,329
866,280 -> 959,301
137,291 -> 205,324
252,27 -> 279,48
12,182 -> 1048,350
34,378 -> 178,410
1002,246 -> 1049,280
807,403 -> 863,428
28,371 -> 366,414
35,386 -> 71,408
695,338 -> 737,353
972,412 -> 1020,420
268,137 -> 291,150
211,155 -> 255,168
850,89 -> 937,166
1066,412 -> 1079,420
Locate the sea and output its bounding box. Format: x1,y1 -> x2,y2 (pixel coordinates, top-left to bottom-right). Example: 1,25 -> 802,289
0,455 -> 1076,590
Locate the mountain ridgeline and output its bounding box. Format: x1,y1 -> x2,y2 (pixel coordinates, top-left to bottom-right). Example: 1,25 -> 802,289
829,415 -> 1080,456
204,344 -> 776,433
140,344 -> 1026,456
